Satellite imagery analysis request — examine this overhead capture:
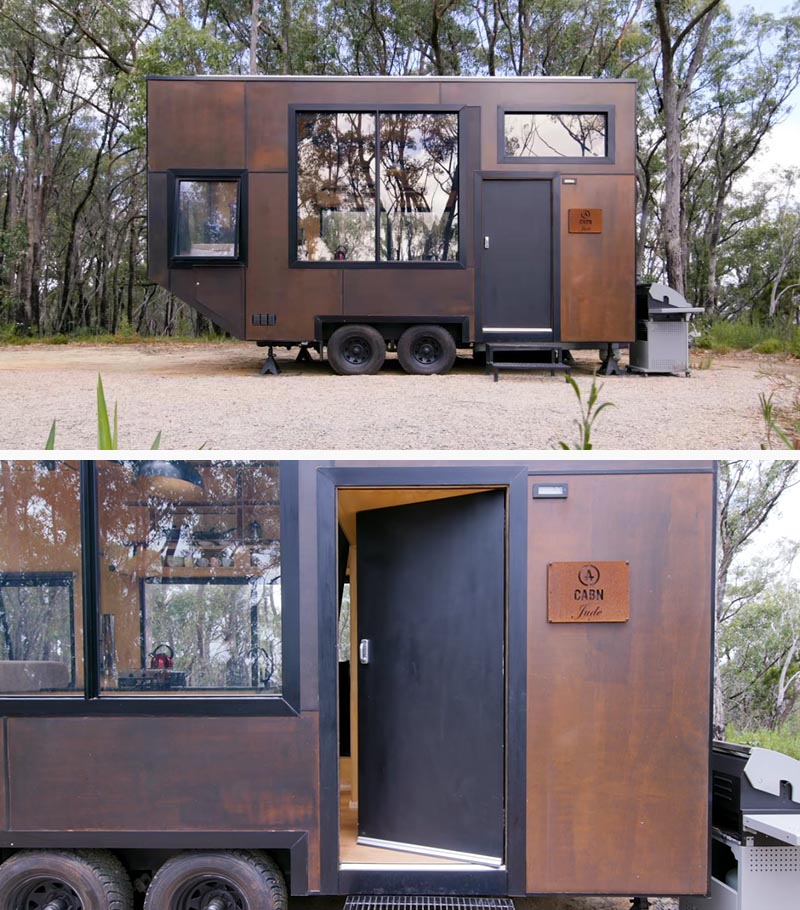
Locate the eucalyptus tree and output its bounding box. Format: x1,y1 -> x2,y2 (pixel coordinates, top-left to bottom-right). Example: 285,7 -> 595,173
714,460 -> 798,738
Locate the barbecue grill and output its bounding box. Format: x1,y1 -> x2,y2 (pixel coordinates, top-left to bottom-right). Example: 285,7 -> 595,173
680,741 -> 800,910
629,282 -> 704,376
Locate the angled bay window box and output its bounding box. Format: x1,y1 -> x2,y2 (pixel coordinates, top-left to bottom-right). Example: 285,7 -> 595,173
169,171 -> 247,267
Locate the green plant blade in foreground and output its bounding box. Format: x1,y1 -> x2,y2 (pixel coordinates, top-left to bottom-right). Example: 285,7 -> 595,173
96,374 -> 114,449
45,421 -> 56,450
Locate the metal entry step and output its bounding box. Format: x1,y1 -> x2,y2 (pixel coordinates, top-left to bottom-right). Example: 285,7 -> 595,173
345,898 -> 515,910
485,344 -> 570,382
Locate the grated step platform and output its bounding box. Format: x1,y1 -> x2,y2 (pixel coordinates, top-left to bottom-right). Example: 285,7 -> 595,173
485,344 -> 570,382
345,899 -> 515,910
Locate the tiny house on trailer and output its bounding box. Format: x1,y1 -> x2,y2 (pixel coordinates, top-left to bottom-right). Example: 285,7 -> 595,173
0,459 -> 714,910
146,76 -> 636,374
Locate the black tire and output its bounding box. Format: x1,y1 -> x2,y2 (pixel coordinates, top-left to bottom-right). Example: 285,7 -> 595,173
0,849 -> 133,910
143,850 -> 287,910
327,325 -> 385,375
397,325 -> 457,375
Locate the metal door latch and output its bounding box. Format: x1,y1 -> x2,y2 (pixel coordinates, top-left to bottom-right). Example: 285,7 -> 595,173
359,639 -> 370,664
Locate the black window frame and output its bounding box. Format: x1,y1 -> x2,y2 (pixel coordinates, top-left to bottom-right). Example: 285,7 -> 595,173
0,571 -> 78,690
0,461 -> 300,717
168,170 -> 248,268
290,104 -> 466,270
498,104 -> 615,165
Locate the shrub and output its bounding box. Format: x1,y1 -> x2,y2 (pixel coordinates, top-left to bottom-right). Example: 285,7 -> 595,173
726,724 -> 800,760
753,338 -> 784,354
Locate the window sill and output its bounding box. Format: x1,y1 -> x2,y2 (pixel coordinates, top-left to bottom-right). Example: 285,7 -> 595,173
0,695 -> 300,717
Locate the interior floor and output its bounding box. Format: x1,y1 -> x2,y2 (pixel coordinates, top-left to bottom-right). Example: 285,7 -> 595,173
338,758 -> 455,865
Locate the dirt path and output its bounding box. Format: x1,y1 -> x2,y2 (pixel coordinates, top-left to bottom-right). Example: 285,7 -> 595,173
0,341 -> 795,450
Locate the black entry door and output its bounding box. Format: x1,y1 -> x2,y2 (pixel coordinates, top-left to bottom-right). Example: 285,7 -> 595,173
480,179 -> 553,334
356,492 -> 505,864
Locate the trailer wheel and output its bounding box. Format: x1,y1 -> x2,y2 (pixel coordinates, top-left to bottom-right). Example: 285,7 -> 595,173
0,849 -> 133,910
327,325 -> 385,375
397,325 -> 456,374
143,850 -> 287,910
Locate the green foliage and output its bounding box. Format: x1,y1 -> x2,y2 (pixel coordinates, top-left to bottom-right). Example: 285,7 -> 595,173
760,392 -> 800,450
695,318 -> 800,355
721,578 -> 800,729
727,723 -> 800,761
558,374 -> 615,450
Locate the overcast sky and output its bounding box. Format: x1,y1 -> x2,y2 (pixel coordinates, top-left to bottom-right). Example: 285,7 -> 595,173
747,462 -> 800,580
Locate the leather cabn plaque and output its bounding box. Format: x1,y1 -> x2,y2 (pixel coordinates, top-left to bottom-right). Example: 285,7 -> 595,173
547,561 -> 630,622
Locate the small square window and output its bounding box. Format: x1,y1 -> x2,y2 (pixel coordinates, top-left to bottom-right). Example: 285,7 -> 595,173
175,179 -> 240,259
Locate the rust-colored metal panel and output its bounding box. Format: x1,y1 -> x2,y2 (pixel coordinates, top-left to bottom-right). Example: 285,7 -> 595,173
343,269 -> 474,323
547,560 -> 630,622
147,172 -> 168,285
170,267 -> 245,338
246,80 -> 440,172
245,173 -> 342,341
148,80 -> 245,171
7,714 -> 319,835
439,80 -> 636,174
559,174 -> 635,342
526,472 -> 713,895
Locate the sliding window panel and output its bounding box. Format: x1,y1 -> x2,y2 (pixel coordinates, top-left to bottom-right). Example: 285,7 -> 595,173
380,112 -> 459,262
296,112 -> 377,262
0,461 -> 83,695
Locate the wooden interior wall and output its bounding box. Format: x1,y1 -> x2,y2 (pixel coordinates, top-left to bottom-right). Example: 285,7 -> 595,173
525,471 -> 713,895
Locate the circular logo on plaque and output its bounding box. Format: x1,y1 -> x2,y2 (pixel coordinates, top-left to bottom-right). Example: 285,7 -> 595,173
581,210 -> 591,219
578,564 -> 600,586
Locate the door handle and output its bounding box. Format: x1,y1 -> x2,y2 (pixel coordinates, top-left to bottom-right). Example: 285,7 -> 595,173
484,236 -> 490,249
359,639 -> 370,664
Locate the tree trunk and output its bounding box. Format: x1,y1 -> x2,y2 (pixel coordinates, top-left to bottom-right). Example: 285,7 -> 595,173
654,0 -> 722,297
249,0 -> 260,75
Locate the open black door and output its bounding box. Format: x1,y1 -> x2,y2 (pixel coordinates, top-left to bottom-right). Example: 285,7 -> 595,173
356,491 -> 505,866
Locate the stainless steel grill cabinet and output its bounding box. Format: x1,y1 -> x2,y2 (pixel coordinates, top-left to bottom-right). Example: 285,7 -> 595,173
629,282 -> 704,376
680,742 -> 800,910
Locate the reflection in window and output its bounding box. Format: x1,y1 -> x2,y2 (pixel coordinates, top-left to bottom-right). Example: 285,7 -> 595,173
176,180 -> 239,258
504,112 -> 607,158
380,113 -> 458,261
0,461 -> 83,695
297,113 -> 377,261
96,461 -> 281,695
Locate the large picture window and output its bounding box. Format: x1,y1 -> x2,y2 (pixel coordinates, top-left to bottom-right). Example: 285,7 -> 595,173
0,461 -> 83,696
96,461 -> 282,697
503,111 -> 608,160
296,110 -> 459,263
175,178 -> 240,259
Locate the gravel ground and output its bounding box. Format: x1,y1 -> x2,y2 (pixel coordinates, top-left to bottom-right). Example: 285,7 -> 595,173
0,341 -> 796,450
